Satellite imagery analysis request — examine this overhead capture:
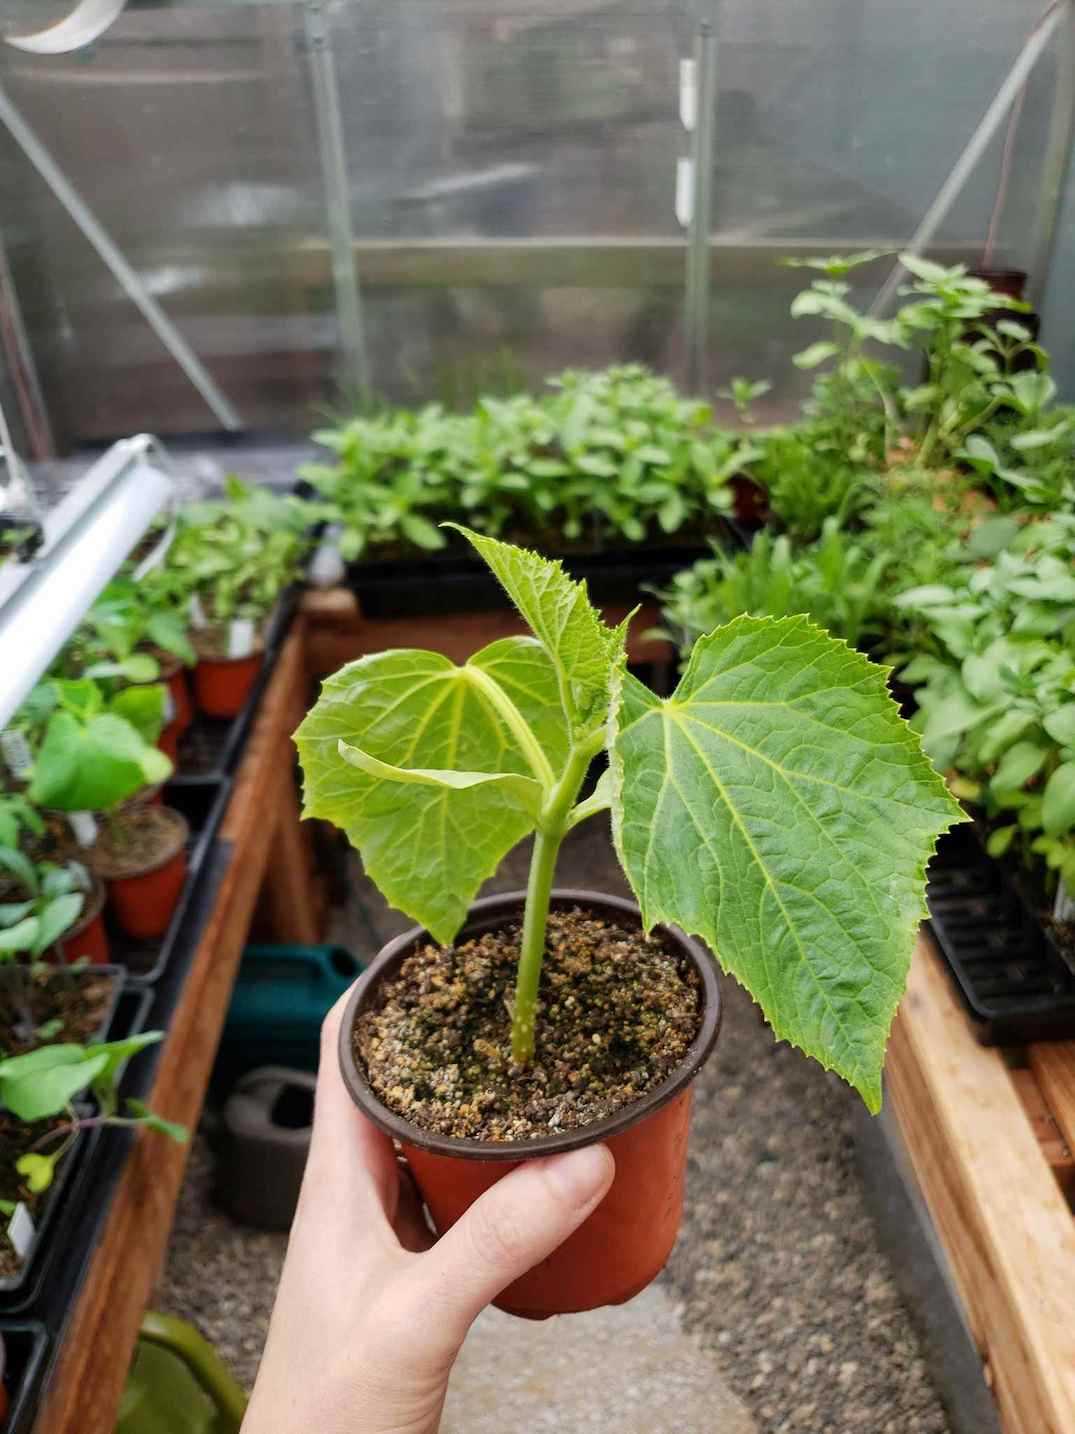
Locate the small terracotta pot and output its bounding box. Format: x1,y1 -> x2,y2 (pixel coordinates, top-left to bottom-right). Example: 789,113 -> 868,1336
53,877 -> 110,966
158,722 -> 180,765
101,808 -> 189,940
164,663 -> 194,737
339,889 -> 721,1319
194,654 -> 262,719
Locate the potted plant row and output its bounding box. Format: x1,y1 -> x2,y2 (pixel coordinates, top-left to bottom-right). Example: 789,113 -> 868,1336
295,526 -> 960,1316
658,251 -> 1075,1030
300,365 -> 758,617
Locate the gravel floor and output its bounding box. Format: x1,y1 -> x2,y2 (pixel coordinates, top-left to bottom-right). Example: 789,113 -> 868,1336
157,822 -> 953,1433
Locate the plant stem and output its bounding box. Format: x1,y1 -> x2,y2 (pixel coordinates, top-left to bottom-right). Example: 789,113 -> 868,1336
511,827 -> 562,1064
509,739 -> 598,1064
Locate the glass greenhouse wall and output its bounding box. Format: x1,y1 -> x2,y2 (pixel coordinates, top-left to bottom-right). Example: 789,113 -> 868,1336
0,0 -> 1072,451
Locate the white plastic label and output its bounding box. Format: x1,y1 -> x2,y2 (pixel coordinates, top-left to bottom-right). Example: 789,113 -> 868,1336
162,686 -> 176,724
68,812 -> 98,848
309,526 -> 345,588
8,1204 -> 35,1261
189,594 -> 209,631
1055,881 -> 1075,924
227,619 -> 256,659
675,157 -> 693,228
0,730 -> 32,779
679,57 -> 698,131
67,859 -> 91,892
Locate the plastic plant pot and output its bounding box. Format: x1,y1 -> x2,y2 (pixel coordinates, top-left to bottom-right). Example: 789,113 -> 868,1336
52,876 -> 110,966
194,654 -> 263,719
98,807 -> 190,941
162,661 -> 194,738
158,723 -> 180,766
338,889 -> 721,1320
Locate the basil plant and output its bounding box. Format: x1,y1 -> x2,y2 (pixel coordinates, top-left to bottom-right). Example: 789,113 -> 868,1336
296,528 -> 962,1111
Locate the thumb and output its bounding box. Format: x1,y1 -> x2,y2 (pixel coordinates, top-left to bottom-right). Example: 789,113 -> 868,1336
410,1144 -> 614,1337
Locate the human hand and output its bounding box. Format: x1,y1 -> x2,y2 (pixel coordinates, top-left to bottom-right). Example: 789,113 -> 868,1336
242,993 -> 615,1434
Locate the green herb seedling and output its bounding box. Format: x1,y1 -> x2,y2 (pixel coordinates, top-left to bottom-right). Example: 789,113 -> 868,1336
0,855 -> 85,962
297,528 -> 963,1111
0,1034 -> 186,1194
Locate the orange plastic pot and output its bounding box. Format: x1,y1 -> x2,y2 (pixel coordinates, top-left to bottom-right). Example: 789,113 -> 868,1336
103,809 -> 189,940
339,889 -> 721,1319
165,663 -> 194,737
53,878 -> 110,966
193,654 -> 262,719
158,722 -> 180,765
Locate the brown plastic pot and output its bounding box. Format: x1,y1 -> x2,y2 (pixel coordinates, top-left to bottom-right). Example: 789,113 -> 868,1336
158,722 -> 180,766
101,807 -> 189,940
338,889 -> 721,1319
194,653 -> 263,719
52,876 -> 110,966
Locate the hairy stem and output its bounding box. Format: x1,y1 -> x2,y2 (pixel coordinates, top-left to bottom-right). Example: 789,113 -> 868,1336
510,741 -> 597,1064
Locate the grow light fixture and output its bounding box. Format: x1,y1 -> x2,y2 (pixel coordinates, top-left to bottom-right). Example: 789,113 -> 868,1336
0,434 -> 175,730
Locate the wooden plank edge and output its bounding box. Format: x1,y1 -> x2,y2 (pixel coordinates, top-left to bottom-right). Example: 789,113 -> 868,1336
887,934 -> 1075,1434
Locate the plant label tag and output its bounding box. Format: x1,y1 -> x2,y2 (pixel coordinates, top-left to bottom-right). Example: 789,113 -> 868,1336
675,157 -> 693,228
189,595 -> 209,630
162,687 -> 176,724
227,619 -> 256,659
679,57 -> 697,131
309,527 -> 345,588
1055,881 -> 1075,924
68,812 -> 98,848
8,1204 -> 34,1261
0,730 -> 32,779
67,859 -> 91,892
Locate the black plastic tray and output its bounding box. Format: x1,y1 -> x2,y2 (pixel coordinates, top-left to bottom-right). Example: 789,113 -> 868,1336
348,535 -> 725,618
0,1322 -> 50,1434
169,587 -> 298,788
108,781 -> 232,985
926,824 -> 1075,1044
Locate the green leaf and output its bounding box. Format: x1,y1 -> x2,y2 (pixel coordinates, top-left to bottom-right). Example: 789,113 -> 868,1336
0,1050 -> 108,1120
1043,763 -> 1075,836
991,740 -> 1048,793
792,341 -> 840,370
986,825 -> 1017,858
16,1153 -> 60,1194
610,614 -> 964,1113
978,710 -> 1037,764
124,1099 -> 188,1143
0,848 -> 37,895
0,917 -> 39,954
446,525 -> 625,737
399,513 -> 447,550
109,685 -> 166,744
1044,707 -> 1075,748
118,654 -> 160,684
28,712 -> 155,812
337,741 -> 545,820
34,893 -> 83,956
295,647 -> 551,944
87,1032 -> 165,1111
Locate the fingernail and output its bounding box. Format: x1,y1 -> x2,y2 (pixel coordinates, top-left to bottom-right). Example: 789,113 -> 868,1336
544,1144 -> 614,1205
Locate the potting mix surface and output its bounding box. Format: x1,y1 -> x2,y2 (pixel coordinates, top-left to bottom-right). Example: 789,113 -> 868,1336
0,967 -> 113,1050
356,907 -> 702,1140
88,805 -> 185,880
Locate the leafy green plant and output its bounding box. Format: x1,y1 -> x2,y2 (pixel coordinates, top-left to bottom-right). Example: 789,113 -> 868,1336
25,678 -> 171,813
717,377 -> 772,424
0,855 -> 85,962
895,516 -> 1075,885
62,576 -> 195,684
297,528 -> 961,1111
302,366 -> 758,560
0,796 -> 44,854
0,1033 -> 186,1194
166,480 -> 312,629
753,428 -> 877,542
657,520 -> 891,653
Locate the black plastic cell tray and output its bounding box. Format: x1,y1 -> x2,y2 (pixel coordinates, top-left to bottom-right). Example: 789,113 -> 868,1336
926,824 -> 1075,1044
348,535 -> 728,618
106,780 -> 232,985
169,587 -> 298,788
0,1322 -> 50,1434
0,988 -> 153,1318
